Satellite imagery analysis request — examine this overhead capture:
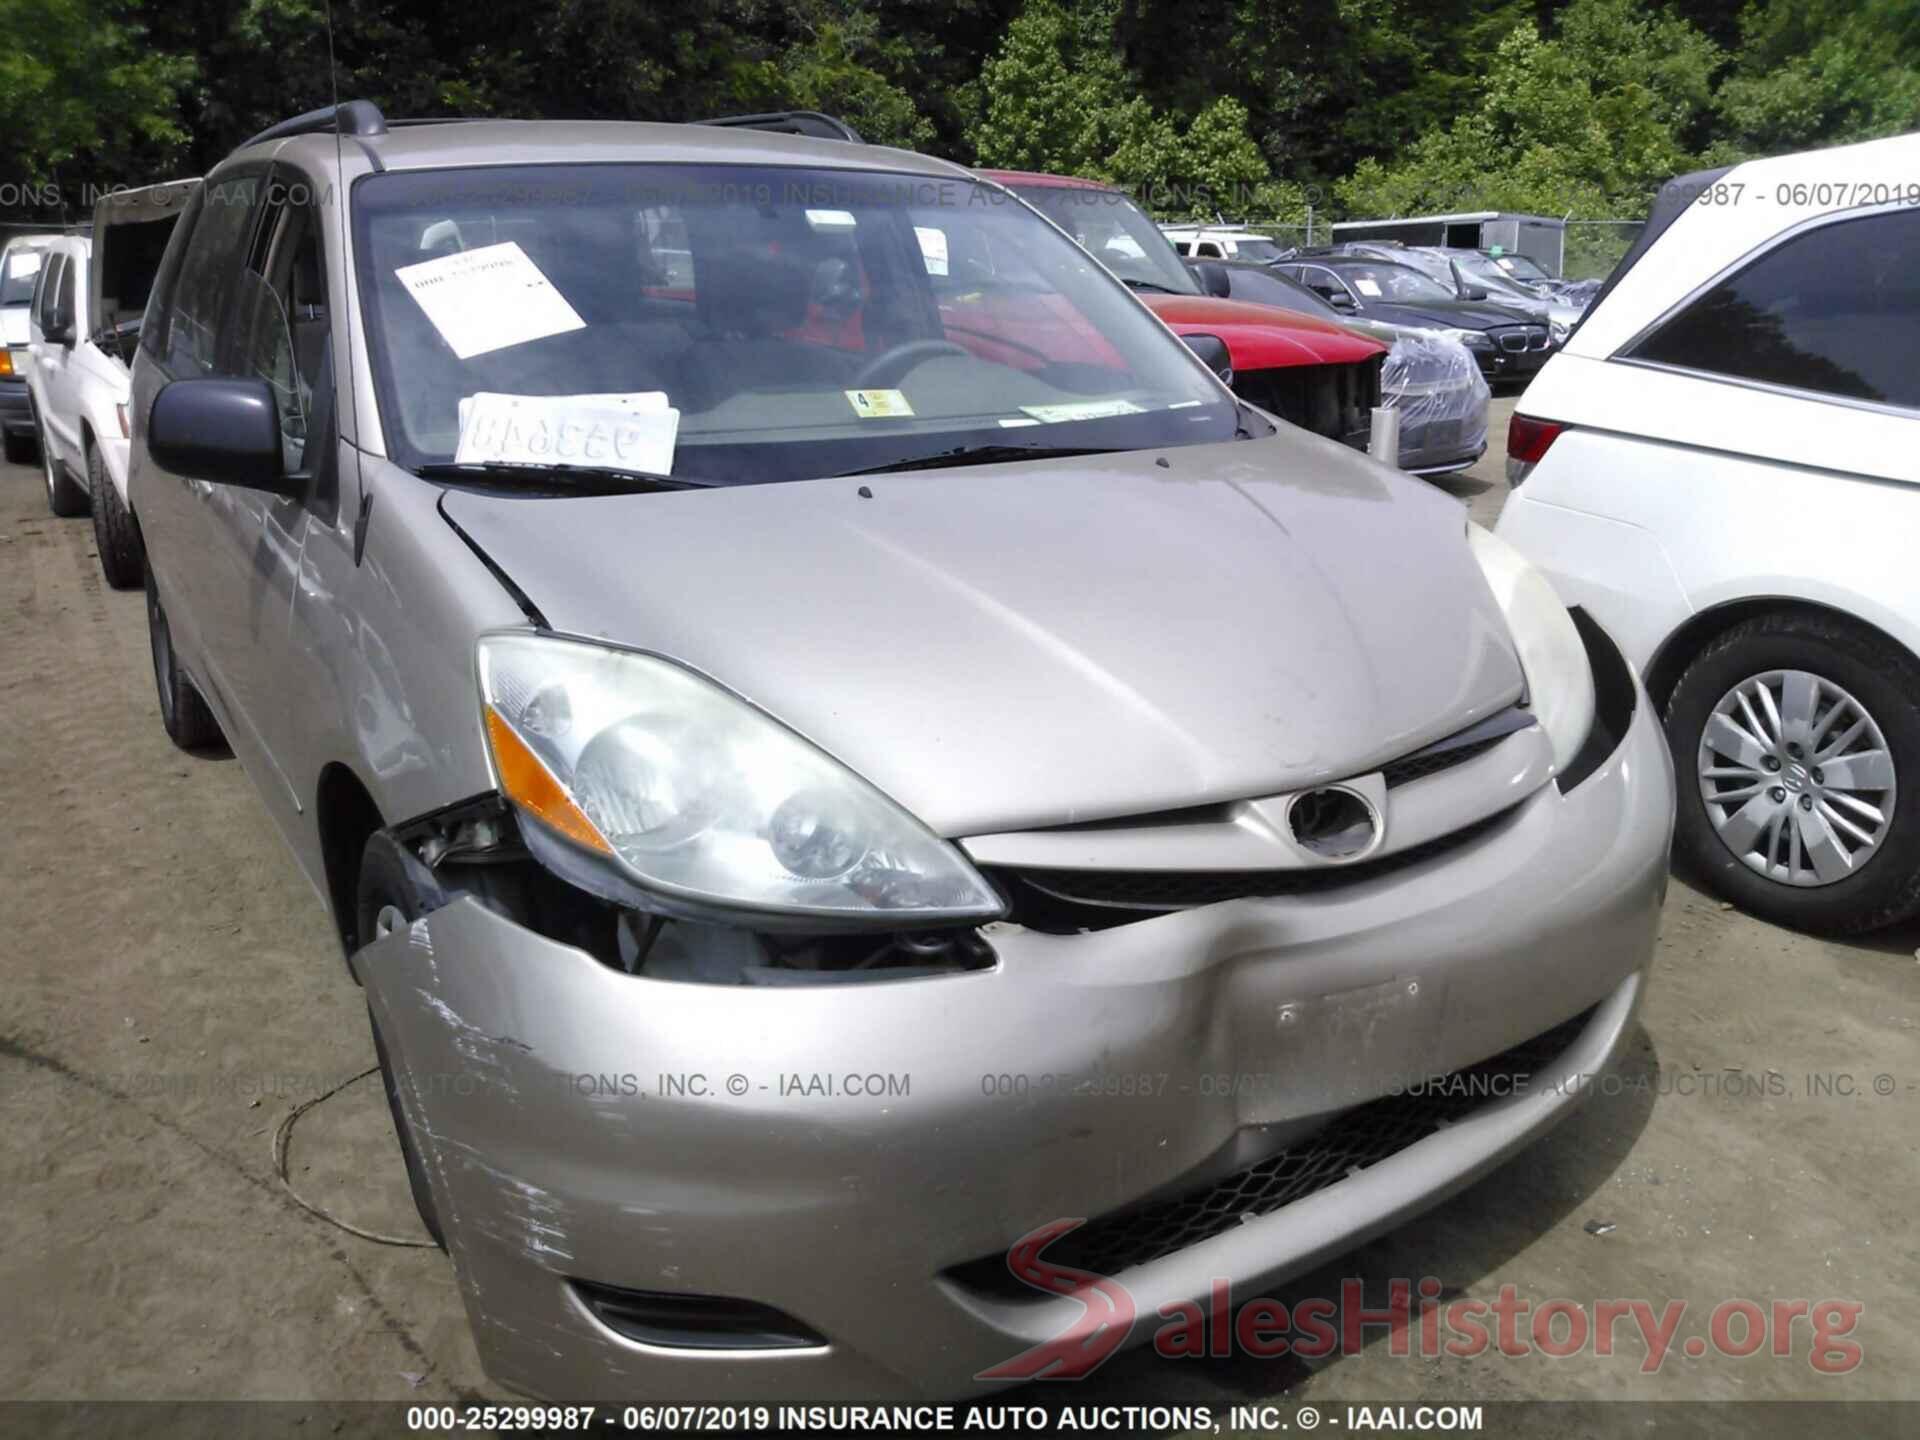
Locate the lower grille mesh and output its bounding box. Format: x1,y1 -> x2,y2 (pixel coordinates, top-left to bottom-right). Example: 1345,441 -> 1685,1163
948,1007 -> 1593,1295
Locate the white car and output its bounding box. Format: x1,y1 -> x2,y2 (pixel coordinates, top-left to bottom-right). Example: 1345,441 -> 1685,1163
1160,224 -> 1294,264
1497,130 -> 1920,935
2,235 -> 59,463
24,180 -> 197,584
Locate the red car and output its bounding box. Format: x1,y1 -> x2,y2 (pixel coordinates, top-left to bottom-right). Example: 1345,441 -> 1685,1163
978,170 -> 1387,448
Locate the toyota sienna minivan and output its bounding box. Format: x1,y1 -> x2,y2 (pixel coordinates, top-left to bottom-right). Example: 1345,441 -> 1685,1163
129,101 -> 1673,1401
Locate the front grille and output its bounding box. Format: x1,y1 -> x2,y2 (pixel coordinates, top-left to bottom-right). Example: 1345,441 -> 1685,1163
1491,326 -> 1549,355
1378,733 -> 1504,787
948,1007 -> 1594,1295
1233,355 -> 1385,447
996,807 -> 1511,926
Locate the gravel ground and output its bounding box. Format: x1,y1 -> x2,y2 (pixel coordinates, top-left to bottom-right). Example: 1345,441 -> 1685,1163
2,406 -> 1916,1428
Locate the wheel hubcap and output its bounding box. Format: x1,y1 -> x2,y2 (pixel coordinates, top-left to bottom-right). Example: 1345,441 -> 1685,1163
1697,669 -> 1896,887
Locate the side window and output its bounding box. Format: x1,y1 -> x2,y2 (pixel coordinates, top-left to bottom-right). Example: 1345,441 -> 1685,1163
1628,206 -> 1920,409
1195,242 -> 1223,259
141,189 -> 205,359
1300,266 -> 1345,301
236,189 -> 335,514
158,173 -> 262,378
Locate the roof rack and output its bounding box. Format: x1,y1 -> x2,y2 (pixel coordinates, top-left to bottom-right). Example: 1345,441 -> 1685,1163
238,99 -> 388,152
694,110 -> 864,144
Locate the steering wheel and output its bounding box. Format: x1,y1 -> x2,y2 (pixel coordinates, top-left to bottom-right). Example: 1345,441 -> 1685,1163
852,339 -> 969,389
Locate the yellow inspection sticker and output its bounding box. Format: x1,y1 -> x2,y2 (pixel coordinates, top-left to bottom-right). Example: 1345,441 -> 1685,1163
845,388 -> 915,418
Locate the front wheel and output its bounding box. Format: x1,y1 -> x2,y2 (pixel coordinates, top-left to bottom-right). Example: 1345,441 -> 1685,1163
1665,611 -> 1920,935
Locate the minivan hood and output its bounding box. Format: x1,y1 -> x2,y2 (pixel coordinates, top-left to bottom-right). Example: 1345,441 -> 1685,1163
439,436 -> 1522,837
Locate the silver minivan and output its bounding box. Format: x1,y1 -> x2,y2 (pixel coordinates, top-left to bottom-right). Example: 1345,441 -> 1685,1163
131,103 -> 1672,1401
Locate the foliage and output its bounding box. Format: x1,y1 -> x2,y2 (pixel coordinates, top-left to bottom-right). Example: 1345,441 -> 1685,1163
4,0 -> 1916,250
0,0 -> 193,201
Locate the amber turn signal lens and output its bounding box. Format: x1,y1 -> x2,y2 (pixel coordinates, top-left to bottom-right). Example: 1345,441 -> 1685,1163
484,706 -> 612,855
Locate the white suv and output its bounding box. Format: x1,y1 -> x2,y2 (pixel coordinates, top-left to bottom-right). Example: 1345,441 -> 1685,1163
24,180 -> 197,584
1497,130 -> 1920,935
1159,224 -> 1294,264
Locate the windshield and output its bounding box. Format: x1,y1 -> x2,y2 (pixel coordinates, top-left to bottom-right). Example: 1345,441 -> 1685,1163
1490,253 -> 1551,283
1223,236 -> 1290,263
1,246 -> 47,307
1331,263 -> 1457,304
1221,265 -> 1336,317
352,165 -> 1237,485
1004,184 -> 1198,295
1450,252 -> 1536,297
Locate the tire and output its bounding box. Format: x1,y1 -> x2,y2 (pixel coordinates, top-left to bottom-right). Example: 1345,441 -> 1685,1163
357,833 -> 448,1249
1,428 -> 31,465
144,564 -> 225,750
88,442 -> 145,589
1665,611 -> 1920,935
40,418 -> 88,517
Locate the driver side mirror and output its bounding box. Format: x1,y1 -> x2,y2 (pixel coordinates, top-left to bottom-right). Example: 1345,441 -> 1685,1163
44,309 -> 74,346
148,378 -> 300,496
1189,261 -> 1232,299
1180,332 -> 1234,387
1326,290 -> 1357,310
1462,285 -> 1488,302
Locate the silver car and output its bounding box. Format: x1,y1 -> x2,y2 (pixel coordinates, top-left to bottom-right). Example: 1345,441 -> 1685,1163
130,104 -> 1673,1401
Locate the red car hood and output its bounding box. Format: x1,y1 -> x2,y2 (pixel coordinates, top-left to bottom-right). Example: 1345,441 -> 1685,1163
1143,294 -> 1386,370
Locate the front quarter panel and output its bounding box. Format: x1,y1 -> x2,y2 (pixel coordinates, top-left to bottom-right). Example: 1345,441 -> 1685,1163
277,460 -> 532,896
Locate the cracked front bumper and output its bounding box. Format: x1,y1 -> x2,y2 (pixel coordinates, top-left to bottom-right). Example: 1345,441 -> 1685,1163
358,664 -> 1672,1403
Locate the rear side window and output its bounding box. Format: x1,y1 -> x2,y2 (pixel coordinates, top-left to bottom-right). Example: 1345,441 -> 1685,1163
156,173 -> 262,377
1628,206 -> 1920,410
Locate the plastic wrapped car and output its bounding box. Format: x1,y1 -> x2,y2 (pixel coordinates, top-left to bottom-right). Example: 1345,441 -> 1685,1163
1381,330 -> 1489,475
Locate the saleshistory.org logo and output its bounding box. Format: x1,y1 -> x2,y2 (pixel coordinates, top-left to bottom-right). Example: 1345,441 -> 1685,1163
975,1221 -> 1866,1380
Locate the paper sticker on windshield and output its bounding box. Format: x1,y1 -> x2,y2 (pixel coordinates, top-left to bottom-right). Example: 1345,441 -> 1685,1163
914,226 -> 950,277
455,391 -> 679,473
395,242 -> 586,360
845,389 -> 915,418
1353,278 -> 1382,297
1019,399 -> 1145,424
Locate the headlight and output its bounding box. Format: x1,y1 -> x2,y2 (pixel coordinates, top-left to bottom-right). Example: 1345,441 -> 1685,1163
478,633 -> 1005,926
1467,525 -> 1595,772
1442,327 -> 1492,349
1549,318 -> 1570,343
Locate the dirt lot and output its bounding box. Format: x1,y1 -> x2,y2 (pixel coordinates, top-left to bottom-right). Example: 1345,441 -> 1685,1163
2,401 -> 1917,1428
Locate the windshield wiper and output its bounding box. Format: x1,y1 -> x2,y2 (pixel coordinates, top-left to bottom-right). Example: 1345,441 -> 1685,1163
1120,277 -> 1183,294
413,460 -> 715,494
840,443 -> 1126,477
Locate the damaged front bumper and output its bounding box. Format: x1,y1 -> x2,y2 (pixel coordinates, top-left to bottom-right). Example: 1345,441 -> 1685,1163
357,644 -> 1673,1403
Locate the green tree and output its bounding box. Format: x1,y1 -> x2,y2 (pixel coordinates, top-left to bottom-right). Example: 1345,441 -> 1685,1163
0,0 -> 193,201
969,0 -> 1302,219
1709,0 -> 1920,160
1337,0 -> 1721,265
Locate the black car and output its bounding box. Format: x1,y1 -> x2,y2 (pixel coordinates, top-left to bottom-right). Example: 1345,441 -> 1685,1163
1273,256 -> 1550,379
